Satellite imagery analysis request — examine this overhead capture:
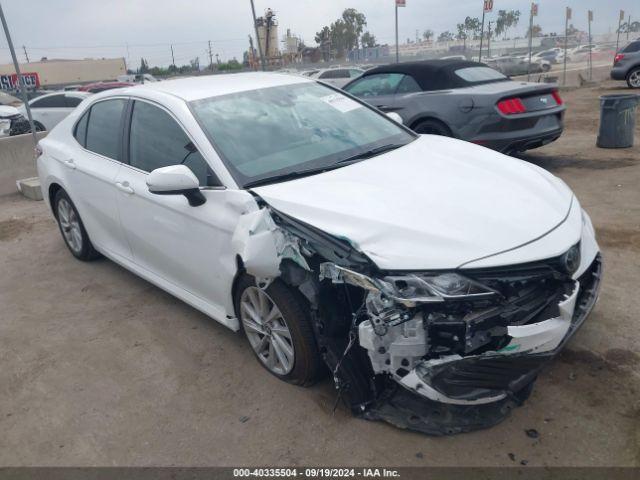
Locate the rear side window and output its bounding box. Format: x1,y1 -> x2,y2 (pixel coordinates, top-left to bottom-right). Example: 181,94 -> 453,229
31,94 -> 67,108
128,101 -> 216,186
74,111 -> 89,146
65,96 -> 83,107
622,42 -> 640,53
396,75 -> 422,94
455,66 -> 507,83
344,73 -> 404,97
85,99 -> 126,160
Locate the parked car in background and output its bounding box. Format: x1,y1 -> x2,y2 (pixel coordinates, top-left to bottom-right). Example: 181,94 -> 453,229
37,73 -> 601,435
0,105 -> 27,137
611,40 -> 640,88
485,56 -> 547,76
78,81 -> 134,93
309,68 -> 364,88
532,49 -> 562,64
117,73 -> 159,83
343,59 -> 565,154
17,91 -> 92,132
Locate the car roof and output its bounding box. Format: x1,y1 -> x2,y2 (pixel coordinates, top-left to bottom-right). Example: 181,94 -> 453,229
116,72 -> 311,102
361,59 -> 497,91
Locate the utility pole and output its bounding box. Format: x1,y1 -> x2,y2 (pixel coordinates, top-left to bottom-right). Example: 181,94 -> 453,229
395,1 -> 399,63
479,7 -> 486,62
0,2 -> 37,145
588,10 -> 593,81
627,15 -> 632,42
208,40 -> 214,71
125,42 -> 130,70
563,7 -> 571,86
170,44 -> 175,69
527,3 -> 538,81
249,0 -> 266,71
487,21 -> 492,58
615,10 -> 625,58
22,45 -> 28,63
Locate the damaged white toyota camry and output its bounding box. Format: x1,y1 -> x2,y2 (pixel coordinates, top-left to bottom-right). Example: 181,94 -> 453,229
37,73 -> 602,435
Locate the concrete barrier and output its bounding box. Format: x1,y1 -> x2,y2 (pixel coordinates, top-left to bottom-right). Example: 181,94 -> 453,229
0,132 -> 47,196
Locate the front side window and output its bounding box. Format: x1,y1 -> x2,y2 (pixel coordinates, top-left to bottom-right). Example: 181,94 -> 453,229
191,82 -> 414,187
85,99 -> 126,160
129,101 -> 216,186
344,73 -> 405,97
396,75 -> 422,94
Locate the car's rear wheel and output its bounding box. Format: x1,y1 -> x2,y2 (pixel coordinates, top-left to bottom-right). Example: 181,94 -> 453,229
413,119 -> 452,137
627,68 -> 640,89
53,189 -> 101,261
235,274 -> 325,386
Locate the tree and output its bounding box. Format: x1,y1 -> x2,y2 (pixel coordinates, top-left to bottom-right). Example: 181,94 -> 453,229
464,16 -> 481,40
495,10 -> 520,39
315,9 -> 368,59
361,31 -> 377,48
422,29 -> 434,41
438,31 -> 455,42
526,24 -> 543,38
618,21 -> 640,33
341,8 -> 367,50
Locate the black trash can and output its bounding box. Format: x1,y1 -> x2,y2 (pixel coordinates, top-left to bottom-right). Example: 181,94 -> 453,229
597,94 -> 640,148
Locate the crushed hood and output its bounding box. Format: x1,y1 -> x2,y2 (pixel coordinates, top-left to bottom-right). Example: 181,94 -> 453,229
251,135 -> 575,270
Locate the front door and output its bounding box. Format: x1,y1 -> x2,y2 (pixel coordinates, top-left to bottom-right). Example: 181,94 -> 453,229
114,99 -> 237,312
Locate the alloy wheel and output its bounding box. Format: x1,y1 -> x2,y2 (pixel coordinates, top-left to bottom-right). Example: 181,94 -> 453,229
57,198 -> 83,253
240,286 -> 295,375
629,71 -> 640,88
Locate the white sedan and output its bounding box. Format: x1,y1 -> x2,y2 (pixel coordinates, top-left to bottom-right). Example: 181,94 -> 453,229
37,73 -> 601,435
19,91 -> 91,131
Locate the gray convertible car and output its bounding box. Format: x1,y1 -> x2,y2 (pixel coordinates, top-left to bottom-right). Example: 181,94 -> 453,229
343,60 -> 565,154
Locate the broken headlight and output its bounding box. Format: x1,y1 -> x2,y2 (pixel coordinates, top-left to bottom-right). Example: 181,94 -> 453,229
320,263 -> 498,306
383,273 -> 498,304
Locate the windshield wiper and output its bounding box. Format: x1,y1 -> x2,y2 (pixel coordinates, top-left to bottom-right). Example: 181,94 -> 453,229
244,164 -> 346,188
244,143 -> 407,189
335,143 -> 406,164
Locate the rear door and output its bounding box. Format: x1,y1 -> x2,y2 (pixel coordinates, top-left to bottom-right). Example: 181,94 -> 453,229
66,98 -> 132,260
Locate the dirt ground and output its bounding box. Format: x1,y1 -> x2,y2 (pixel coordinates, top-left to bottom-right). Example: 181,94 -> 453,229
1,81 -> 639,467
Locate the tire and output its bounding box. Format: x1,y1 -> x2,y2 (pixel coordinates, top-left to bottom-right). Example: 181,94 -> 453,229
234,274 -> 325,386
542,63 -> 551,72
412,119 -> 452,137
627,67 -> 640,89
53,189 -> 101,261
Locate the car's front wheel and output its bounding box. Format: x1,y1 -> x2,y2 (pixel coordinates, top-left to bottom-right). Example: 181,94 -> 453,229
53,189 -> 101,261
627,67 -> 640,89
234,274 -> 325,386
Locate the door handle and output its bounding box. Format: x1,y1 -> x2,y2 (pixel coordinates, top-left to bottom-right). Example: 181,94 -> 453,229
63,158 -> 76,170
115,181 -> 134,194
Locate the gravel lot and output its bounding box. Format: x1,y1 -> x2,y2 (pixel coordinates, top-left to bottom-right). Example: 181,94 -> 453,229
1,81 -> 639,467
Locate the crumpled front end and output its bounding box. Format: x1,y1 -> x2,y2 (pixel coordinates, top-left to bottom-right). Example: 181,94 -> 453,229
233,196 -> 602,435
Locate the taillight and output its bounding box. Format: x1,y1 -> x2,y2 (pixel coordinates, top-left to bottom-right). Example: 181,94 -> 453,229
614,53 -> 625,64
497,98 -> 527,115
551,90 -> 563,106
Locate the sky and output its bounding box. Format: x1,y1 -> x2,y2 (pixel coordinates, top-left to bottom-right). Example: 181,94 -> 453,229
0,0 -> 638,68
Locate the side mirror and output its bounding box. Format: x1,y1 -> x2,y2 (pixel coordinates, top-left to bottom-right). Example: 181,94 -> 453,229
146,165 -> 206,207
386,112 -> 403,124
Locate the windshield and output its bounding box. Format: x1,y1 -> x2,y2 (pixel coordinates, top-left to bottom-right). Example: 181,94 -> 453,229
190,82 -> 414,187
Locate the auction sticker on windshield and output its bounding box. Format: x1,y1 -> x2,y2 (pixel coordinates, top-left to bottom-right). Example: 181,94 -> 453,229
320,93 -> 362,113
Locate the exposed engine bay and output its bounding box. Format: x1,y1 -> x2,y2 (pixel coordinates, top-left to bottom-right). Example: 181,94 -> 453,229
232,198 -> 602,435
